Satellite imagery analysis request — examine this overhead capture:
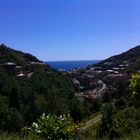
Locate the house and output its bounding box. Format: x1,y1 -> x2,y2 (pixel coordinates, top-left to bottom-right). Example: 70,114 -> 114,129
17,73 -> 25,77
112,67 -> 120,70
27,72 -> 34,79
119,64 -> 124,67
16,66 -> 22,75
114,71 -> 119,74
73,79 -> 80,85
104,62 -> 113,66
30,61 -> 44,65
90,67 -> 95,71
94,70 -> 102,74
2,62 -> 16,74
106,70 -> 114,73
2,62 -> 23,76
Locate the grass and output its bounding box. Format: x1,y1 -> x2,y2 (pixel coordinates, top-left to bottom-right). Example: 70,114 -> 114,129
80,121 -> 101,140
0,133 -> 41,140
0,111 -> 139,140
0,113 -> 102,140
80,112 -> 101,126
119,133 -> 140,140
81,128 -> 140,140
0,131 -> 140,140
79,121 -> 140,140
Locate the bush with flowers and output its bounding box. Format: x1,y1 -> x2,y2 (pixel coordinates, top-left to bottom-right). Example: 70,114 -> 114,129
28,113 -> 80,140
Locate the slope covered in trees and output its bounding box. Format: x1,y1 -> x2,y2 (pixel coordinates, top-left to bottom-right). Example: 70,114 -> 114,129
106,45 -> 140,62
95,45 -> 140,71
1,44 -> 140,140
0,44 -> 87,132
0,44 -> 40,65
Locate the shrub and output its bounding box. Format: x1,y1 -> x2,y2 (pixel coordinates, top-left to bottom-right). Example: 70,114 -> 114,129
27,114 -> 80,140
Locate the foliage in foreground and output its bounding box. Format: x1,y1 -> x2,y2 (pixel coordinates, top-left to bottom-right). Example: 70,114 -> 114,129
113,107 -> 140,137
24,114 -> 80,140
96,74 -> 140,139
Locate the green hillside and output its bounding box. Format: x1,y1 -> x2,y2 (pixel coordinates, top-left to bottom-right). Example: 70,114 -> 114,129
0,44 -> 83,133
95,45 -> 140,71
0,44 -> 140,140
0,44 -> 40,65
107,45 -> 140,62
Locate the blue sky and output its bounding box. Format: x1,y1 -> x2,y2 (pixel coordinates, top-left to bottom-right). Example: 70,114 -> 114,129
0,0 -> 140,61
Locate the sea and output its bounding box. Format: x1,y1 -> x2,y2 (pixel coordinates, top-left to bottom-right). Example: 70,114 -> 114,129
46,60 -> 100,71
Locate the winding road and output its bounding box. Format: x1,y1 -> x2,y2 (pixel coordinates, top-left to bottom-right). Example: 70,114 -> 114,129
76,80 -> 107,99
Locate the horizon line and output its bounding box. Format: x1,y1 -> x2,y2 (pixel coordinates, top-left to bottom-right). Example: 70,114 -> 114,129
46,59 -> 102,62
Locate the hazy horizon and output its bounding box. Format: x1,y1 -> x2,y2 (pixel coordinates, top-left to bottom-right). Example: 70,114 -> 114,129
46,59 -> 101,62
0,0 -> 140,61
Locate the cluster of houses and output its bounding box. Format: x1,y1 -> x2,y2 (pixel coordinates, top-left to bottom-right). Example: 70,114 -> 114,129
86,61 -> 131,78
1,62 -> 24,77
67,61 -> 129,83
60,60 -> 134,100
0,61 -> 44,78
62,61 -> 132,84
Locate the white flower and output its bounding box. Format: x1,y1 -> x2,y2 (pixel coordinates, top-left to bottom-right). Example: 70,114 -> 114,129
42,113 -> 46,119
32,122 -> 39,128
35,129 -> 41,133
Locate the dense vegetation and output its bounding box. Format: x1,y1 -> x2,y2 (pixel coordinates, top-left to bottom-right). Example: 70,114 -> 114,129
108,45 -> 140,62
95,45 -> 140,72
0,44 -> 40,65
80,74 -> 140,140
0,44 -> 90,133
0,44 -> 140,140
81,45 -> 140,140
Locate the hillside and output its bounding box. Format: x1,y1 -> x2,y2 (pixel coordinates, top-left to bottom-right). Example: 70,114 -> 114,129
0,44 -> 41,65
0,44 -> 84,133
0,44 -> 139,140
111,45 -> 140,62
95,45 -> 140,71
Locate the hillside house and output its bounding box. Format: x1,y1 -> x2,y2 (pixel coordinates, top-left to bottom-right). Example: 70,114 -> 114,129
2,62 -> 23,75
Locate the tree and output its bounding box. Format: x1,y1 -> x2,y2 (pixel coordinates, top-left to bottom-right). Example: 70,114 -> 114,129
97,103 -> 117,139
130,74 -> 140,95
115,97 -> 127,110
4,109 -> 23,132
113,107 -> 140,136
129,74 -> 140,107
9,88 -> 19,110
70,99 -> 86,122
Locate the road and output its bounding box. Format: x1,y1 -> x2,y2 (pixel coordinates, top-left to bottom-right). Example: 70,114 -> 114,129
76,80 -> 107,99
82,114 -> 102,130
96,80 -> 107,96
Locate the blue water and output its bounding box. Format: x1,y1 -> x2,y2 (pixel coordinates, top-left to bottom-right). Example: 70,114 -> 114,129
47,60 -> 100,70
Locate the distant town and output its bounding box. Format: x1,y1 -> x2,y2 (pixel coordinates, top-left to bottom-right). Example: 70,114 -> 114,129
60,60 -> 139,100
